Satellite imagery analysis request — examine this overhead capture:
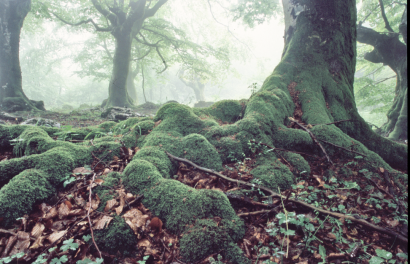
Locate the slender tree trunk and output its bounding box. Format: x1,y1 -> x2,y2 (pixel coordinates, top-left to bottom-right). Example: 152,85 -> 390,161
126,60 -> 139,104
105,33 -> 135,108
0,0 -> 44,112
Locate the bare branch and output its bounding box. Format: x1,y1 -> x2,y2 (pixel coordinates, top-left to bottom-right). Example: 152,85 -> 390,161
133,47 -> 152,61
143,0 -> 168,19
378,0 -> 395,32
91,0 -> 118,25
51,11 -> 112,32
155,46 -> 168,73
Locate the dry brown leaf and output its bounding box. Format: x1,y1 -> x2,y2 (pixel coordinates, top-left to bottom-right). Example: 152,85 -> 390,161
102,168 -> 111,175
1,236 -> 17,257
349,228 -> 358,236
125,193 -> 134,201
313,251 -> 322,259
69,209 -> 84,216
58,202 -> 70,219
64,200 -> 72,210
30,223 -> 45,238
47,230 -> 67,243
104,199 -> 118,212
327,232 -> 337,240
123,208 -> 149,233
379,167 -> 385,173
43,207 -> 58,220
73,167 -> 93,174
386,219 -> 399,227
94,216 -> 113,230
115,205 -> 124,215
94,179 -> 104,185
119,195 -> 125,207
296,261 -> 308,264
29,236 -> 45,249
9,231 -> 30,256
137,238 -> 151,248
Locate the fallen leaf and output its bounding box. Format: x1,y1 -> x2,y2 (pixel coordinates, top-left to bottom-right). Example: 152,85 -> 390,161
9,231 -> 30,256
94,216 -> 113,230
47,230 -> 67,243
386,219 -> 399,227
104,199 -> 118,212
31,223 -> 45,238
58,202 -> 70,219
29,236 -> 45,249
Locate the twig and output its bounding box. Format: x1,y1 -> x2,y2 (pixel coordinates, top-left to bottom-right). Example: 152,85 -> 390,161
249,140 -> 317,158
289,117 -> 332,164
237,210 -> 273,217
0,228 -> 36,241
165,151 -> 408,243
318,139 -> 367,157
87,173 -> 103,260
312,119 -> 353,126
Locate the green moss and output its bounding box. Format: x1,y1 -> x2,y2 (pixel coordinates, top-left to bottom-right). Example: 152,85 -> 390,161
0,169 -> 55,227
122,159 -> 163,194
180,219 -> 250,264
250,164 -> 294,191
98,121 -> 117,132
133,146 -> 177,178
193,100 -> 245,124
213,136 -> 244,164
143,131 -> 183,154
93,216 -> 136,255
280,152 -> 311,175
181,134 -> 222,171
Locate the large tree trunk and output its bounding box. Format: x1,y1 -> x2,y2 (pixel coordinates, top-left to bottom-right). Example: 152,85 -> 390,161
357,14 -> 407,141
126,60 -> 139,104
105,33 -> 135,108
0,0 -> 44,112
250,0 -> 407,170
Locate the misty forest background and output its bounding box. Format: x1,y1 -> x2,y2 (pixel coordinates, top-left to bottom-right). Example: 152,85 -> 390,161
13,0 -> 403,128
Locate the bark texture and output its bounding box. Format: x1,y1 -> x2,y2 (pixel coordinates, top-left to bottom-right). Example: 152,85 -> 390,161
0,0 -> 45,112
357,7 -> 407,141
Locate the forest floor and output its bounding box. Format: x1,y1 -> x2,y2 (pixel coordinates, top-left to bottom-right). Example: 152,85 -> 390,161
0,107 -> 408,264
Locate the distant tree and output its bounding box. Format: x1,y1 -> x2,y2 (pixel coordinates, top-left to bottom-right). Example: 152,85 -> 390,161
356,0 -> 407,140
0,0 -> 45,112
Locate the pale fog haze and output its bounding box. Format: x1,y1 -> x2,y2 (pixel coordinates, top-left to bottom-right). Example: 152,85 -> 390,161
19,0 -> 285,108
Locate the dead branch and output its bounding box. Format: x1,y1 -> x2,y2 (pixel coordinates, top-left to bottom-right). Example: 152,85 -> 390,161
87,173 -> 103,260
318,139 -> 367,157
165,151 -> 408,243
0,228 -> 36,241
289,117 -> 333,164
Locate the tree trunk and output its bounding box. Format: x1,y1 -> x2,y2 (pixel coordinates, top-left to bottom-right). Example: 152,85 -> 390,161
178,71 -> 206,102
126,60 -> 139,104
104,33 -> 135,108
0,0 -> 44,112
250,0 -> 407,170
357,20 -> 407,141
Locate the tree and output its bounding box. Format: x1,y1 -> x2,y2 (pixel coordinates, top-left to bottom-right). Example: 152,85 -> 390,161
0,0 -> 407,262
356,1 -> 407,140
0,0 -> 45,112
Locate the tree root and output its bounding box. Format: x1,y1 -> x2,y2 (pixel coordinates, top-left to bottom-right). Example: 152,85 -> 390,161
165,151 -> 408,244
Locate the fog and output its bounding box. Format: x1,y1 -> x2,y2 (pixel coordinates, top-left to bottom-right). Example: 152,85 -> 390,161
19,0 -> 284,109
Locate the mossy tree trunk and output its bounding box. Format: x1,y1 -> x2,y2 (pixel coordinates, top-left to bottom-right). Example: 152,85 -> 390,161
357,7 -> 407,141
251,0 -> 407,170
0,0 -> 45,112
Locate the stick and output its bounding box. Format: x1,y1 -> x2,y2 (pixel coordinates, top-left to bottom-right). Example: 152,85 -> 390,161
165,151 -> 408,243
87,173 -> 103,260
0,228 -> 36,241
318,139 -> 367,157
289,117 -> 332,164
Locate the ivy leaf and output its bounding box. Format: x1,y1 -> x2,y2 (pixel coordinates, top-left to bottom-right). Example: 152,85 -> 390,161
375,249 -> 393,260
369,256 -> 384,264
60,239 -> 79,251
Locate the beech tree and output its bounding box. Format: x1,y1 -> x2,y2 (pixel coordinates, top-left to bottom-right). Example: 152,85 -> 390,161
356,0 -> 407,140
0,0 -> 45,112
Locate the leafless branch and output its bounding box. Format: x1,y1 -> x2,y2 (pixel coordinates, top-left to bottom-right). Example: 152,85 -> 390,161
378,0 -> 395,32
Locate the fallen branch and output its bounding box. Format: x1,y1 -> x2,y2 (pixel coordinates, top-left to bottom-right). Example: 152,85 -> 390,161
0,228 -> 36,241
318,138 -> 367,157
165,151 -> 408,243
289,117 -> 333,164
87,173 -> 103,260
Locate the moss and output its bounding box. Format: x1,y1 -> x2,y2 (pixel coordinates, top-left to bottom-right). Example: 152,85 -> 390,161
131,120 -> 155,135
0,169 -> 55,227
99,121 -> 118,132
143,131 -> 183,154
193,100 -> 245,124
280,151 -> 311,175
212,136 -> 244,164
180,219 -> 250,264
35,147 -> 75,185
181,134 -> 223,171
132,146 -> 177,178
250,164 -> 294,191
93,216 -> 136,256
122,159 -> 163,194
154,103 -> 206,136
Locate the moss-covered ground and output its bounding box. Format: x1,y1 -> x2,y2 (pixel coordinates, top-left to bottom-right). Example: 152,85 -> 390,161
0,99 -> 407,263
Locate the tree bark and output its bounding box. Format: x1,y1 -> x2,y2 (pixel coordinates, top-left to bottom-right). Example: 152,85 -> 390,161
0,0 -> 44,112
256,0 -> 407,170
356,8 -> 407,141
178,70 -> 206,102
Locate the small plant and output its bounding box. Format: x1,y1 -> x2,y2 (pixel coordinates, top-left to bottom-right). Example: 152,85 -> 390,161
137,255 -> 150,264
0,252 -> 25,264
248,82 -> 259,96
61,173 -> 77,188
369,249 -> 394,264
209,254 -> 223,264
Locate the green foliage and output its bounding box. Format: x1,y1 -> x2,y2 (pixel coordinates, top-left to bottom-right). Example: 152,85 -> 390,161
230,0 -> 282,27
